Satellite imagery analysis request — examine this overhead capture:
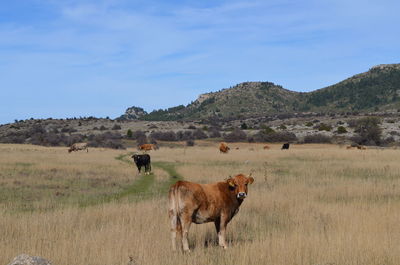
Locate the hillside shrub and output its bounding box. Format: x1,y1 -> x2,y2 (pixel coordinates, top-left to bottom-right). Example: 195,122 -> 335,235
317,123 -> 332,131
208,128 -> 221,138
261,126 -> 275,134
0,131 -> 26,144
131,130 -> 147,140
382,137 -> 396,146
150,131 -> 177,141
88,132 -> 125,149
353,117 -> 382,146
223,128 -> 247,142
176,131 -> 193,141
186,139 -> 195,146
61,127 -> 77,133
136,136 -> 148,146
126,129 -> 133,138
193,129 -> 208,139
253,131 -> 297,143
336,126 -> 348,134
303,134 -> 332,143
112,124 -> 121,130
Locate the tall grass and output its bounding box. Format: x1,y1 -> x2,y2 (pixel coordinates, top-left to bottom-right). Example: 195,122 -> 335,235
1,143 -> 400,264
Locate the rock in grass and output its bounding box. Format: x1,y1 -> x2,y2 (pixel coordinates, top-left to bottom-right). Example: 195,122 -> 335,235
7,254 -> 53,265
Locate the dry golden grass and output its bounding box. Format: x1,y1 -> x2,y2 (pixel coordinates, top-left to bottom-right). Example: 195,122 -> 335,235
1,143 -> 400,265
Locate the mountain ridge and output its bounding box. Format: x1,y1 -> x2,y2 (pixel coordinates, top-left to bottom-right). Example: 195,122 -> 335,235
120,63 -> 400,121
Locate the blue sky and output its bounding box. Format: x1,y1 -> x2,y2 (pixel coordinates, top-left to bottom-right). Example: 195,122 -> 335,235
1,0 -> 400,124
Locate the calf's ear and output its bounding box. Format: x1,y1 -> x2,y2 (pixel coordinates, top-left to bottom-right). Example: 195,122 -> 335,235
226,177 -> 235,188
248,177 -> 254,184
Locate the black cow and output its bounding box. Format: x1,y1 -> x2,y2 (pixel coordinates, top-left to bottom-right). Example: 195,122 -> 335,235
281,143 -> 290,150
131,154 -> 151,175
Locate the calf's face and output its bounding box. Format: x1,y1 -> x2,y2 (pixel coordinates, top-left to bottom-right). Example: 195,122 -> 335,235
132,155 -> 139,164
227,174 -> 254,199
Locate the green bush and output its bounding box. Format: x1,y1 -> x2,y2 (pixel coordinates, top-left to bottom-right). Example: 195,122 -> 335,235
305,122 -> 313,127
336,126 -> 347,134
318,123 -> 332,131
126,129 -> 133,138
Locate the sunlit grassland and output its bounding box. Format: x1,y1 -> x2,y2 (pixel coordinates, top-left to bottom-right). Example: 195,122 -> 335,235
1,143 -> 400,265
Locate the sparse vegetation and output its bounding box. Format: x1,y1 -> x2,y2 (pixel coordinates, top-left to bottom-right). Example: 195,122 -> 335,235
2,144 -> 400,265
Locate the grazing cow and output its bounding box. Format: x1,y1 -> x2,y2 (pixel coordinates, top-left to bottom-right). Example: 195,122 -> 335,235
138,144 -> 158,151
346,145 -> 354,149
168,173 -> 254,252
281,143 -> 290,150
263,145 -> 270,150
68,142 -> 88,153
219,142 -> 230,153
131,154 -> 151,175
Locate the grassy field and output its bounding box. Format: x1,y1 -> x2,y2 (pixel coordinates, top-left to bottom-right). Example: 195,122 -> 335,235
1,143 -> 400,265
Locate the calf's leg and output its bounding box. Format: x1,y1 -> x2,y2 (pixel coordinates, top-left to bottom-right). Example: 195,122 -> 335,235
216,215 -> 228,249
169,210 -> 182,251
180,212 -> 192,252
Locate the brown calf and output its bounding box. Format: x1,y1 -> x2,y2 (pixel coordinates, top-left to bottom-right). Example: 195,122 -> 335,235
138,144 -> 158,151
168,174 -> 254,251
219,142 -> 230,153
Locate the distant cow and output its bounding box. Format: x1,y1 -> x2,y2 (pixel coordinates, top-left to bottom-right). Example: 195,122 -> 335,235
68,142 -> 88,153
169,173 -> 254,252
263,145 -> 270,150
219,142 -> 230,153
138,144 -> 158,151
131,154 -> 151,175
281,143 -> 290,150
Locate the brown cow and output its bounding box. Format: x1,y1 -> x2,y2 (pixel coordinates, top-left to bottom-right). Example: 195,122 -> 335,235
168,173 -> 254,252
68,142 -> 88,153
219,142 -> 230,153
138,144 -> 158,151
263,145 -> 270,150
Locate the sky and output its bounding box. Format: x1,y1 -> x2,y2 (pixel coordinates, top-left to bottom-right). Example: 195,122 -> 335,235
1,0 -> 400,124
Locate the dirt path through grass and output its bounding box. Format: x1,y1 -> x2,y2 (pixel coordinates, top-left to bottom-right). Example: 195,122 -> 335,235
105,152 -> 183,203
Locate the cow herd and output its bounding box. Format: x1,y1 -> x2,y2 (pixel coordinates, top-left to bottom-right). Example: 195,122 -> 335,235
219,142 -> 291,153
66,140 -> 368,252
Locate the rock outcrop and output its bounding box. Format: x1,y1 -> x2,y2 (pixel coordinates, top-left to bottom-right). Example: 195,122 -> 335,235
7,254 -> 53,265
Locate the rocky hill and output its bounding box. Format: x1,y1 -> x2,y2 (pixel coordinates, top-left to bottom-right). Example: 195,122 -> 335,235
118,106 -> 147,120
128,64 -> 400,121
